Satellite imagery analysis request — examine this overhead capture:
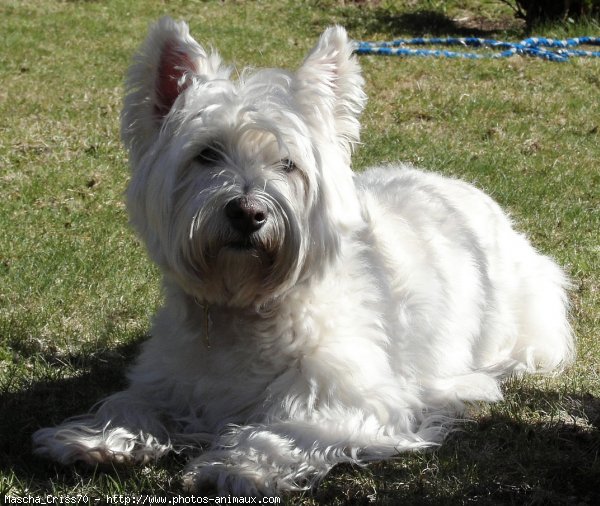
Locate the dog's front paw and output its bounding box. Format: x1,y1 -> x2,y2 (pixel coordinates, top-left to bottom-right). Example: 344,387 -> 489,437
183,452 -> 283,496
33,424 -> 131,465
183,465 -> 264,496
33,421 -> 170,466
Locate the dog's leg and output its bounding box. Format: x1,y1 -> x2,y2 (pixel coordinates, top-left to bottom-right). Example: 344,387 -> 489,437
182,417 -> 436,495
183,427 -> 329,495
32,389 -> 172,465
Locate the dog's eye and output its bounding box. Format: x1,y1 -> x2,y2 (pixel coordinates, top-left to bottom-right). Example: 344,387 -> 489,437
280,158 -> 297,173
196,146 -> 222,165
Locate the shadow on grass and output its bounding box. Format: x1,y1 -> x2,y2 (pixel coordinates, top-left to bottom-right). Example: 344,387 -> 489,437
311,389 -> 600,505
339,8 -> 525,39
3,356 -> 599,503
0,339 -> 141,483
300,384 -> 600,504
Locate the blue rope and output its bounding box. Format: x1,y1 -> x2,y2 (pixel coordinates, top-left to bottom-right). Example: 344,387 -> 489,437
354,36 -> 600,62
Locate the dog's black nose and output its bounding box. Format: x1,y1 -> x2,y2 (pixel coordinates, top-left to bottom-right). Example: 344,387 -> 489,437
225,196 -> 268,234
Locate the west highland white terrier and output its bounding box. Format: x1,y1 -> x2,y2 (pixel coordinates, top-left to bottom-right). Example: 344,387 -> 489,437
33,17 -> 574,495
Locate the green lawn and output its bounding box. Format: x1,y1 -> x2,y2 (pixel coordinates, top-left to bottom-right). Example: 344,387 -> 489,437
1,0 -> 599,503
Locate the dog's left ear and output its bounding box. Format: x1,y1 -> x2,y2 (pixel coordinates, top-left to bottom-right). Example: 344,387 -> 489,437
295,26 -> 366,155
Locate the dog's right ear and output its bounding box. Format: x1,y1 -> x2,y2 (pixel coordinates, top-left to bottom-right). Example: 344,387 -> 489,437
121,17 -> 228,160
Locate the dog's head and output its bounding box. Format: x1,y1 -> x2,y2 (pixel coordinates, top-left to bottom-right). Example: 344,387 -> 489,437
122,17 -> 366,308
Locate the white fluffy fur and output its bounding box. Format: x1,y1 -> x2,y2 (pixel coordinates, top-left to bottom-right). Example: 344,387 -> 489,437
33,18 -> 574,495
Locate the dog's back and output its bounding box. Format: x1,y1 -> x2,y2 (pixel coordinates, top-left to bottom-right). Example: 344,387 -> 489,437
357,164 -> 574,393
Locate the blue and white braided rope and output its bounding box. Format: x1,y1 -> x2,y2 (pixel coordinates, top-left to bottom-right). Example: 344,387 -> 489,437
354,36 -> 600,62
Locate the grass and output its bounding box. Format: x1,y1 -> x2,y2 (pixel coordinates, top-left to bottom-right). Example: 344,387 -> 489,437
1,0 -> 599,503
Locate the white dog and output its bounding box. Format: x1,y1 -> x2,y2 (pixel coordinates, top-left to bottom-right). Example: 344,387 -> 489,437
33,18 -> 574,495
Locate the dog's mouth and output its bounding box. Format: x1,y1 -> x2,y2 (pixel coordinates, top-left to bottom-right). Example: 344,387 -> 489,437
224,234 -> 264,252
227,239 -> 257,251
220,237 -> 277,265
224,230 -> 279,254
221,234 -> 281,270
